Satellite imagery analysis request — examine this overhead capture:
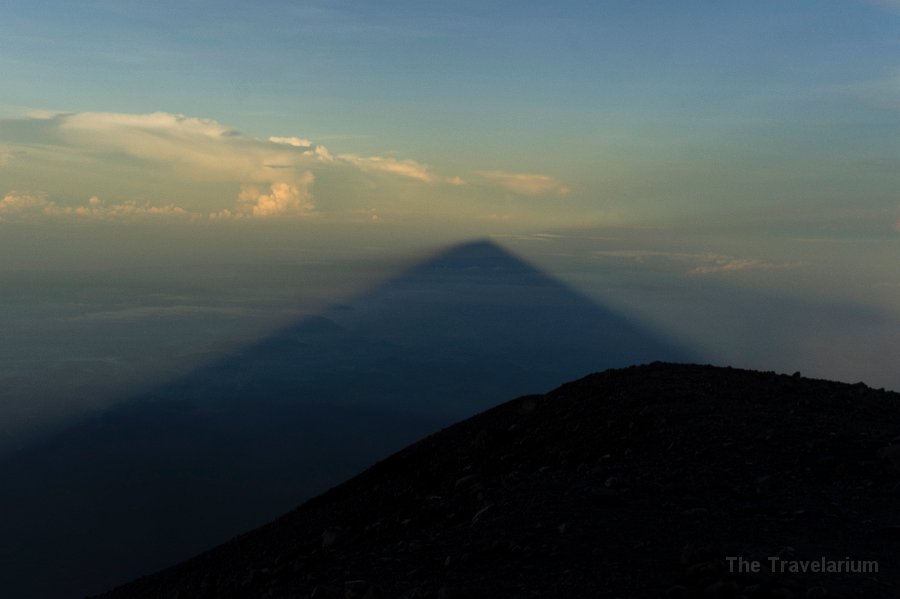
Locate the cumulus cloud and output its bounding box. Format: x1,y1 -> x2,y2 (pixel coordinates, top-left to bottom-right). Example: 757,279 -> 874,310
476,170 -> 571,196
46,111 -> 335,218
338,154 -> 436,183
0,192 -> 50,216
38,111 -> 458,217
0,192 -> 191,221
237,176 -> 316,218
2,110 -> 575,223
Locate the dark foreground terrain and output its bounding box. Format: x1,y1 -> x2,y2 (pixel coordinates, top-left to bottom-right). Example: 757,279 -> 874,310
95,363 -> 900,598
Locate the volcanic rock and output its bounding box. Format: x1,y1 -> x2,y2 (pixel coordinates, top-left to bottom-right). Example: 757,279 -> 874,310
94,363 -> 900,598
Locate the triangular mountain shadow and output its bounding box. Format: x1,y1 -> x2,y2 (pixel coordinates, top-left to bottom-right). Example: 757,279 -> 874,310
0,240 -> 696,599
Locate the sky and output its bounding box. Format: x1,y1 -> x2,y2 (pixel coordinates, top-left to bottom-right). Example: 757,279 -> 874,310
1,0 -> 898,231
0,0 -> 899,444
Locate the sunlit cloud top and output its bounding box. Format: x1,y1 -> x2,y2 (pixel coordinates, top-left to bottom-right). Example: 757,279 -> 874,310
0,1 -> 898,234
0,110 -> 575,224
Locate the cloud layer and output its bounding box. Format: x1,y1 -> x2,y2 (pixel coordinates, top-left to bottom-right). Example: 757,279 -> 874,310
1,110 -> 572,223
0,192 -> 190,221
591,249 -> 799,276
476,171 -> 571,196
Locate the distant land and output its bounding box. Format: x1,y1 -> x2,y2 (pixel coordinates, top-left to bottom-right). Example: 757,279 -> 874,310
94,363 -> 900,598
0,240 -> 693,599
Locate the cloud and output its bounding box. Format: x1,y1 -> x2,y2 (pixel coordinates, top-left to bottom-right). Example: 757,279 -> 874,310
57,112 -> 443,188
27,112 -> 332,218
1,110 -> 576,224
0,192 -> 192,222
338,154 -> 436,183
476,170 -> 571,196
237,176 -> 316,218
0,192 -> 50,216
0,148 -> 18,166
37,111 -> 455,216
592,249 -> 799,276
269,136 -> 313,148
57,111 -> 319,184
687,258 -> 779,275
268,136 -> 335,161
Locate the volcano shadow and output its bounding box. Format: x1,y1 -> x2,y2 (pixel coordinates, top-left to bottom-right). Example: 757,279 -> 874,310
0,240 -> 696,599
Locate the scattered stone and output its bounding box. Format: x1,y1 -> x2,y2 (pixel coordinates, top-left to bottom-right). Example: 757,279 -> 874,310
91,364 -> 900,599
322,528 -> 343,548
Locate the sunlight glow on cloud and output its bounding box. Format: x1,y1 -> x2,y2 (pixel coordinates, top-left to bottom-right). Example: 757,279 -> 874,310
0,110 -> 575,225
0,192 -> 49,215
58,112 -> 311,183
338,154 -> 436,183
237,177 -> 316,218
49,111 -> 446,211
476,171 -> 571,196
269,136 -> 313,147
0,192 -> 192,221
268,135 -> 335,161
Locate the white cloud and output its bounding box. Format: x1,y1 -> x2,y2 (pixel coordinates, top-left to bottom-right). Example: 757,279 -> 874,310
476,170 -> 571,196
48,112 -> 335,218
338,154 -> 436,183
269,136 -> 313,148
236,176 -> 316,218
0,192 -> 192,221
2,110 -> 579,223
0,192 -> 50,216
43,111 -> 456,217
865,0 -> 900,11
58,111 -> 316,183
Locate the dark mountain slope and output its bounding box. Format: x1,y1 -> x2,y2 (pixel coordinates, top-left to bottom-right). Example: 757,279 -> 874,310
0,241 -> 692,599
95,363 -> 900,599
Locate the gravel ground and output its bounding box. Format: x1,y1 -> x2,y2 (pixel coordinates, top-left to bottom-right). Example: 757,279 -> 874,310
93,363 -> 900,598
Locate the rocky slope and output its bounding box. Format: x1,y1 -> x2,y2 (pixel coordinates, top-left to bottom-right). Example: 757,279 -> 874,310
94,363 -> 900,598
